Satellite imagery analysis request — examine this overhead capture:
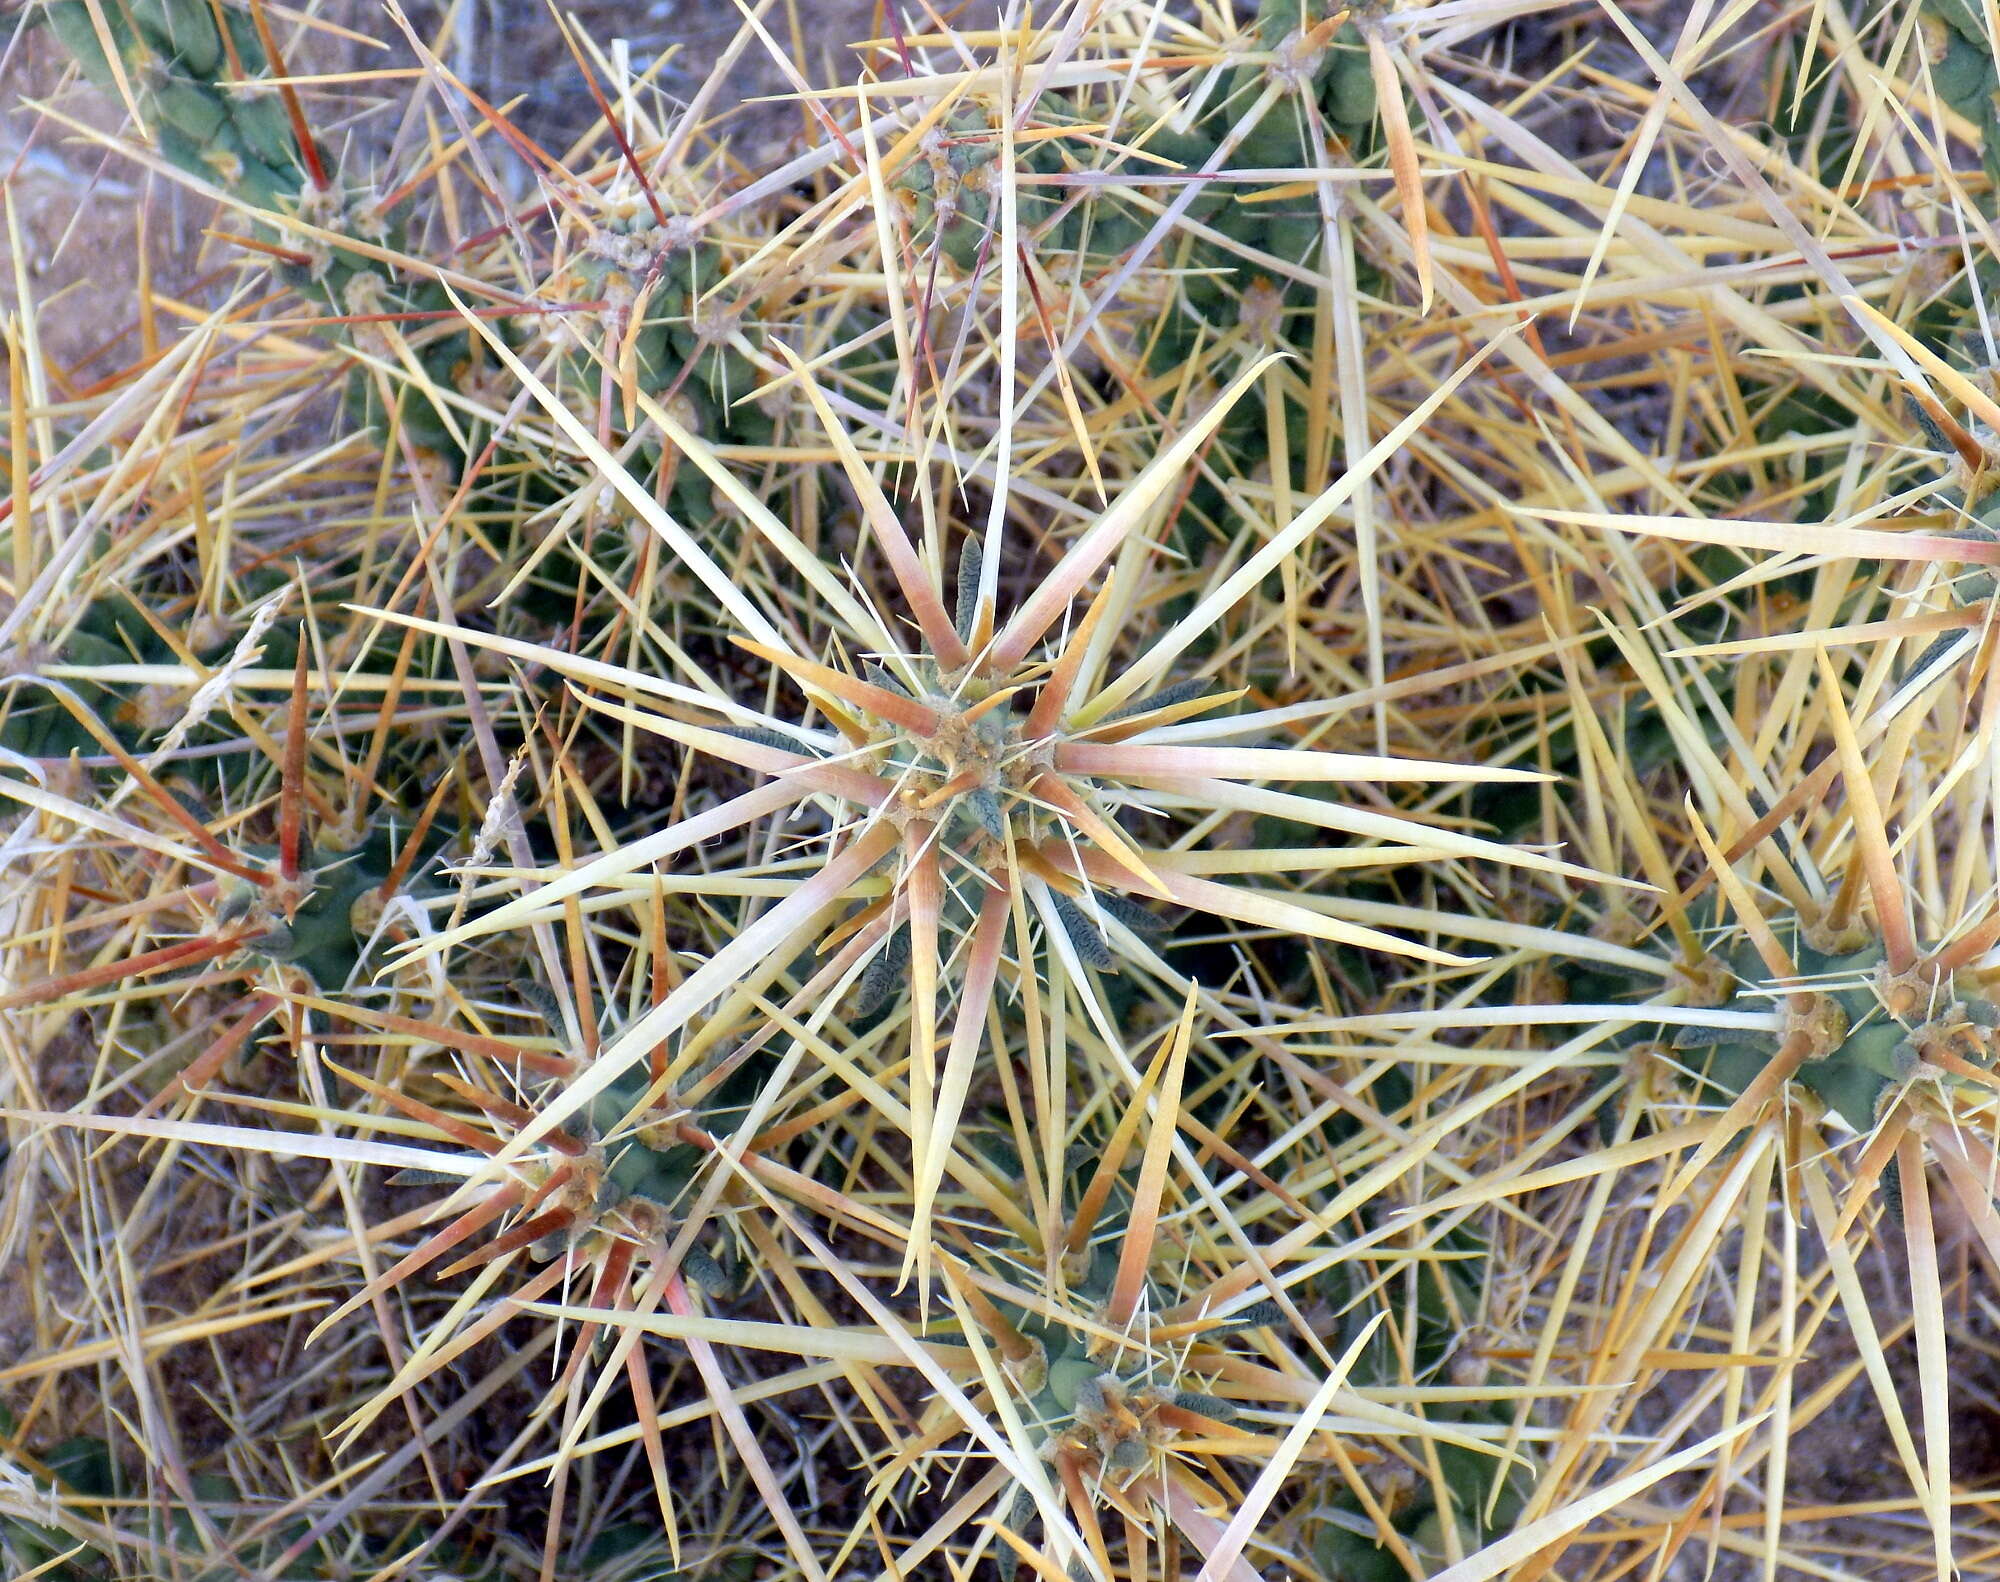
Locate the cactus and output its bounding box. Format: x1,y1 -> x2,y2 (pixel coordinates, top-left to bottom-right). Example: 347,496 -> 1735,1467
42,0 -> 317,212
30,2 -> 2000,1580
934,1117 -> 1294,1580
1923,0 -> 2000,199
1659,933 -> 1998,1131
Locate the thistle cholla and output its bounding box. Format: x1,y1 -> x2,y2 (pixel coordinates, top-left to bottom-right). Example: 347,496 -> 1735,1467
373,341 -> 1597,1261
